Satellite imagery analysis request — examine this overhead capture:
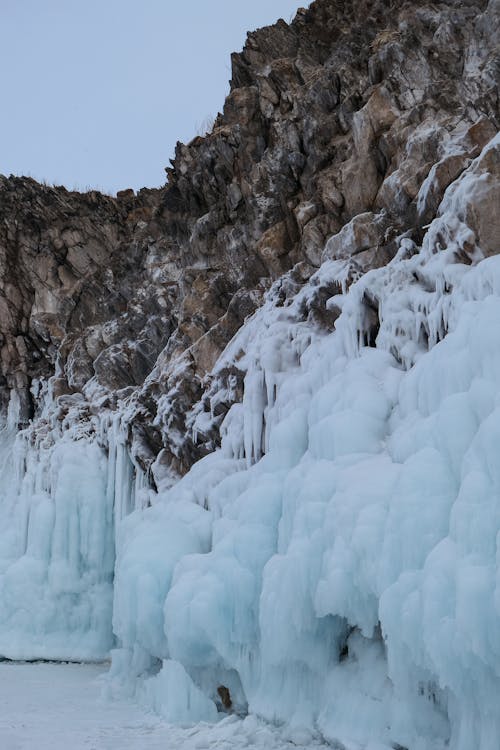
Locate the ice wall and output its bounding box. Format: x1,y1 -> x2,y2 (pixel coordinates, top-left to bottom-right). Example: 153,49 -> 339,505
0,401 -> 144,661
109,136 -> 500,749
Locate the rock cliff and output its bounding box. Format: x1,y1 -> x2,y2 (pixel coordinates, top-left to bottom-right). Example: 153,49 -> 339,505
1,0 -> 499,480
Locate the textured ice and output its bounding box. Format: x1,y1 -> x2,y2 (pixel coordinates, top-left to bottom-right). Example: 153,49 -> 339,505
0,135 -> 499,749
110,135 -> 500,749
0,410 -> 141,660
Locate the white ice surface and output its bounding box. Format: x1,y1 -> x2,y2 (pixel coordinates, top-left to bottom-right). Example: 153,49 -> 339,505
0,662 -> 334,750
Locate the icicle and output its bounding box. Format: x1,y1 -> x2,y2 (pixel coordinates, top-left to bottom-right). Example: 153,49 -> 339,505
242,367 -> 267,467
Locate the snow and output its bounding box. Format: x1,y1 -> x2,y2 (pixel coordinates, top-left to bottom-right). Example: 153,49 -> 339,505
0,134 -> 499,749
0,662 -> 330,750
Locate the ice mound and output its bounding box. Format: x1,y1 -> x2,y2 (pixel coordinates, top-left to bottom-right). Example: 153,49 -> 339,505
140,659 -> 219,725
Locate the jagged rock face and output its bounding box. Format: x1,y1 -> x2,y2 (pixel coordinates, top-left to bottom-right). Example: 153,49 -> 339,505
0,181 -> 169,421
0,0 -> 499,481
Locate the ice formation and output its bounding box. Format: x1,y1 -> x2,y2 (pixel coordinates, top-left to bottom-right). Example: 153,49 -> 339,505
1,128 -> 500,749
108,133 -> 500,749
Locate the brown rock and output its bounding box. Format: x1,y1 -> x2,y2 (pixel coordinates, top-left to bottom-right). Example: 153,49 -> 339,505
0,0 -> 498,472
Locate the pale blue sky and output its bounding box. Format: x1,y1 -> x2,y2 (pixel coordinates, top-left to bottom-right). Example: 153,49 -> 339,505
0,0 -> 301,194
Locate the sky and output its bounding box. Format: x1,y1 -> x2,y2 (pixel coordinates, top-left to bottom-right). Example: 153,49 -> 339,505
0,0 -> 301,195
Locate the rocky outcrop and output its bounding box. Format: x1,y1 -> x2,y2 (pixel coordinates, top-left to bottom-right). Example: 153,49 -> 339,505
0,0 -> 499,483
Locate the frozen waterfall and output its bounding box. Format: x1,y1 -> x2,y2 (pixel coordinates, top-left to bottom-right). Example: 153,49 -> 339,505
0,404 -> 144,661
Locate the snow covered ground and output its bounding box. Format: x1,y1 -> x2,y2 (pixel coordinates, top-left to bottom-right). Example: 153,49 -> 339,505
0,662 -> 332,750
